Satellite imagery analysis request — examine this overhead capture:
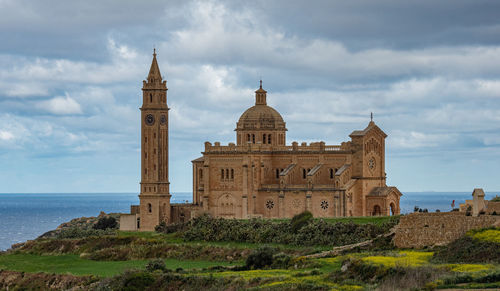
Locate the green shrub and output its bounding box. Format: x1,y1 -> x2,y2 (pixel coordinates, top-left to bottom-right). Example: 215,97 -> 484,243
245,246 -> 275,269
56,227 -> 115,239
93,217 -> 118,230
271,253 -> 292,269
145,259 -> 167,272
155,221 -> 187,233
121,271 -> 155,291
180,214 -> 396,247
433,235 -> 500,264
290,211 -> 313,233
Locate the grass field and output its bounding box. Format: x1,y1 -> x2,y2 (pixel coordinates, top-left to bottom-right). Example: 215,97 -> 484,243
0,253 -> 237,277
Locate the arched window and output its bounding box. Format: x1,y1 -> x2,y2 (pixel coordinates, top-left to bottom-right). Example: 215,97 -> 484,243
276,169 -> 280,179
268,134 -> 271,144
148,203 -> 152,213
221,169 -> 224,180
231,169 -> 234,180
252,134 -> 255,144
226,169 -> 230,179
247,134 -> 251,142
302,169 -> 307,179
150,94 -> 153,103
263,134 -> 266,144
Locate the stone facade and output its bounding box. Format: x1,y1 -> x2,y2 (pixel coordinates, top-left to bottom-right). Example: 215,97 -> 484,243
121,53 -> 402,231
394,212 -> 500,249
191,82 -> 402,220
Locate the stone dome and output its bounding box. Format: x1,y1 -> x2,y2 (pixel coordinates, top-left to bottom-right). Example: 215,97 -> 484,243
236,82 -> 286,131
237,104 -> 285,130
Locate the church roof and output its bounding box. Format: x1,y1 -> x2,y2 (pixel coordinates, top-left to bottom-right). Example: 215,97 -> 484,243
367,186 -> 402,197
350,121 -> 387,138
335,164 -> 350,176
191,157 -> 204,163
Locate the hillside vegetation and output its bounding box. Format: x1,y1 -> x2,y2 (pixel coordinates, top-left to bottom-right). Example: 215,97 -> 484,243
1,213 -> 499,290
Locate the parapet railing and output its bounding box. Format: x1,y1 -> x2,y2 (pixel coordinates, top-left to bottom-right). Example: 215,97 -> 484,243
203,141 -> 350,153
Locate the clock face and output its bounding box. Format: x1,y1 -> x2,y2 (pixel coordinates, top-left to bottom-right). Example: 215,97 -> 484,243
160,114 -> 167,125
368,158 -> 376,170
145,114 -> 155,126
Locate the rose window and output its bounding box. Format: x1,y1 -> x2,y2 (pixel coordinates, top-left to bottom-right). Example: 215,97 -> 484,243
266,200 -> 274,209
321,200 -> 329,210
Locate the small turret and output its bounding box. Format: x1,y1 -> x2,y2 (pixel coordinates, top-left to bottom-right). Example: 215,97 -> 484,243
255,80 -> 267,105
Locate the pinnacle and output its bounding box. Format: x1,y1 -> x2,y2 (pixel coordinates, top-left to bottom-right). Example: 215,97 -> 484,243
147,50 -> 162,83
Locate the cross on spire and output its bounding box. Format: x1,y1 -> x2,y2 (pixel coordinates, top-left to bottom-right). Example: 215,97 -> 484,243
370,112 -> 373,122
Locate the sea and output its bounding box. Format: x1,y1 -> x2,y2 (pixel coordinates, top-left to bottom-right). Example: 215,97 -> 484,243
0,191 -> 498,251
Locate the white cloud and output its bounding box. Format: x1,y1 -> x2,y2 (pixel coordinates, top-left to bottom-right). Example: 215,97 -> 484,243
37,94 -> 83,115
0,130 -> 14,141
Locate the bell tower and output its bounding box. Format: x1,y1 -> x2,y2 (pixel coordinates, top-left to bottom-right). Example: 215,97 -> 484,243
138,49 -> 171,231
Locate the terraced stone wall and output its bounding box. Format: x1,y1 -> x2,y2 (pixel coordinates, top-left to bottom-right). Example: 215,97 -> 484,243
394,212 -> 500,248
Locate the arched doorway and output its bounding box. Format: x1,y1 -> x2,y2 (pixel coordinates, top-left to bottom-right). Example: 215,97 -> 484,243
390,203 -> 396,216
373,205 -> 381,216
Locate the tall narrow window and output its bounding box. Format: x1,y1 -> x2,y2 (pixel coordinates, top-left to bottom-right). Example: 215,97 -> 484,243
276,169 -> 280,179
199,169 -> 203,180
226,169 -> 230,179
330,169 -> 334,179
221,169 -> 224,180
303,169 -> 307,179
247,134 -> 251,143
268,134 -> 272,144
252,134 -> 255,144
231,169 -> 234,180
148,203 -> 152,213
263,134 -> 266,144
150,94 -> 153,103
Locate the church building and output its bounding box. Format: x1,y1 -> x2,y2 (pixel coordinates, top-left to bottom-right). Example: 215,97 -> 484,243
120,52 -> 402,231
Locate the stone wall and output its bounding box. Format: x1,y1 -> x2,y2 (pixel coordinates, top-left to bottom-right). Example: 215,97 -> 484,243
119,214 -> 139,231
487,202 -> 500,214
170,203 -> 203,224
394,212 -> 500,249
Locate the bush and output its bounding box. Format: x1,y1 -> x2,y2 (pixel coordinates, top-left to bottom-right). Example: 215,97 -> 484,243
245,246 -> 275,269
56,227 -> 115,239
93,217 -> 118,230
121,271 -> 156,291
155,221 -> 187,233
290,211 -> 313,233
145,258 -> 168,272
180,214 -> 398,247
271,253 -> 292,269
433,235 -> 500,264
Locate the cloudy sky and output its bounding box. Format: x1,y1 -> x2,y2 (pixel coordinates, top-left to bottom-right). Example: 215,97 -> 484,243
1,0 -> 500,194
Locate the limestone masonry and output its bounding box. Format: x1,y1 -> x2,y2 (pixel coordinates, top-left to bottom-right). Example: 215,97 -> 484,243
121,52 -> 402,231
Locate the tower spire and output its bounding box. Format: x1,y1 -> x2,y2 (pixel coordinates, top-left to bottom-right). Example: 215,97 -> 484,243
147,49 -> 162,84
